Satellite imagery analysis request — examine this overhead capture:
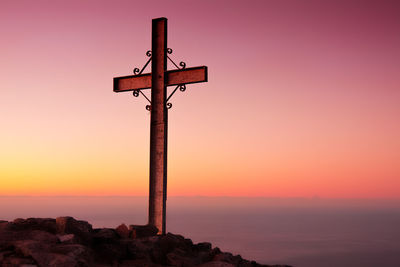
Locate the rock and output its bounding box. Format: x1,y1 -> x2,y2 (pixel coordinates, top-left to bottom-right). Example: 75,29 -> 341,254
198,261 -> 236,267
51,244 -> 92,266
0,218 -> 56,234
56,217 -> 92,244
126,239 -> 153,260
195,242 -> 212,251
13,240 -> 74,267
58,234 -> 76,243
130,229 -> 137,239
26,230 -> 59,243
93,228 -> 118,243
46,254 -> 79,267
0,250 -> 13,262
13,240 -> 48,257
198,250 -> 213,263
92,229 -> 127,264
52,244 -> 88,257
115,223 -> 130,238
213,252 -> 243,265
0,217 -> 290,267
152,234 -> 200,266
166,248 -> 199,266
24,218 -> 56,234
156,233 -> 188,254
184,237 -> 194,248
0,220 -> 8,231
129,224 -> 158,238
210,247 -> 222,257
1,255 -> 37,266
120,259 -> 163,267
93,242 -> 127,264
0,229 -> 57,246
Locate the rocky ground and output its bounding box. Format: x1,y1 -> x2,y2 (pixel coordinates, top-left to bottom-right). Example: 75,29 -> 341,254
0,217 -> 291,267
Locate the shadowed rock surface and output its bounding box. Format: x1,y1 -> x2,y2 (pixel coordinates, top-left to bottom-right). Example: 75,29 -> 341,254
0,217 -> 291,267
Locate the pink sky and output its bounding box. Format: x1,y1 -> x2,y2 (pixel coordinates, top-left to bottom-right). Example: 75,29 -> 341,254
1,0 -> 399,198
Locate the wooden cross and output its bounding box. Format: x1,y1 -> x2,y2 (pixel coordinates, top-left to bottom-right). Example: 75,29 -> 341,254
113,17 -> 208,234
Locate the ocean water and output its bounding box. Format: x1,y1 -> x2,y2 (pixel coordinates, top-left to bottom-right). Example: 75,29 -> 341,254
1,196 -> 399,267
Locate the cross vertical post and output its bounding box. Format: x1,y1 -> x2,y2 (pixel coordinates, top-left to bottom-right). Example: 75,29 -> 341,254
149,17 -> 167,234
113,17 -> 208,235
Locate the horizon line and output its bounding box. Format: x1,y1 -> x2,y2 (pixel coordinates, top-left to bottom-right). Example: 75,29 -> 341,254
1,195 -> 400,201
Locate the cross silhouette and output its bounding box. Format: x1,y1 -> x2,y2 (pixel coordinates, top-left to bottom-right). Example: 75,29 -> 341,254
113,17 -> 208,234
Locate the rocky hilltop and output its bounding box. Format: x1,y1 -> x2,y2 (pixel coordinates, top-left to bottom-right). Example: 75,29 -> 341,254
0,217 -> 291,267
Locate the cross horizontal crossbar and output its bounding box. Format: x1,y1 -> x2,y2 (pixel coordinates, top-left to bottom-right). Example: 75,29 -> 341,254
113,66 -> 208,92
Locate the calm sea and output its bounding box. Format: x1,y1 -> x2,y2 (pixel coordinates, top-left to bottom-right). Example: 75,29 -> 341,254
1,196 -> 399,267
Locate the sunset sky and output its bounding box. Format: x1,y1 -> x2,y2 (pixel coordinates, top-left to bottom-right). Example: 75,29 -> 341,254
1,0 -> 399,198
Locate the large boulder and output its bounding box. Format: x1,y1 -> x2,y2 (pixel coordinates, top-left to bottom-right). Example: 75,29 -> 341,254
195,242 -> 212,252
57,234 -> 77,244
156,233 -> 193,254
115,223 -> 130,238
56,217 -> 93,245
129,224 -> 158,238
2,218 -> 56,233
